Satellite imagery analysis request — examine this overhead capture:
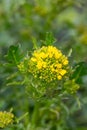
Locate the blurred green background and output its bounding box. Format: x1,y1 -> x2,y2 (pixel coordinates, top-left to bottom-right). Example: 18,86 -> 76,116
0,0 -> 87,130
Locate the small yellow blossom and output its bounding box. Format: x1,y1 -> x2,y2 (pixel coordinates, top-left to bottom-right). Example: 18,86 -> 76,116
43,62 -> 47,68
56,64 -> 62,69
59,69 -> 67,76
63,59 -> 69,65
55,51 -> 62,59
37,61 -> 43,69
39,52 -> 47,59
31,57 -> 37,62
57,75 -> 62,80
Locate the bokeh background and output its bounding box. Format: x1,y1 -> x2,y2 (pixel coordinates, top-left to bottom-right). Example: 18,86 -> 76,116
0,0 -> 87,130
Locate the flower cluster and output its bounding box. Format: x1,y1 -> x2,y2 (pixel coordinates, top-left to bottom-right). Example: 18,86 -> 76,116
18,61 -> 25,72
64,80 -> 80,94
29,46 -> 69,83
0,111 -> 14,128
17,58 -> 29,73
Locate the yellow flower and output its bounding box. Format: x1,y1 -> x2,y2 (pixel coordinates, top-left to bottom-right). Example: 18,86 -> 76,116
63,59 -> 69,65
57,75 -> 62,80
55,51 -> 62,59
59,69 -> 67,76
37,61 -> 43,69
43,62 -> 47,68
39,52 -> 47,59
0,111 -> 14,128
31,57 -> 37,62
56,64 -> 62,69
28,46 -> 69,83
50,65 -> 55,72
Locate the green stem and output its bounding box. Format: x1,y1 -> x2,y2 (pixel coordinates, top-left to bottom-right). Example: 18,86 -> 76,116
17,112 -> 29,123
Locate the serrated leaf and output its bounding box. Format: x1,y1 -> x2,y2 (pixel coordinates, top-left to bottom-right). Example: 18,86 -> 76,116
6,45 -> 22,65
44,32 -> 56,46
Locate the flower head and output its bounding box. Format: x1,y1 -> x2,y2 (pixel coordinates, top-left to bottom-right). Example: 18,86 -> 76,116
64,80 -> 80,94
29,46 -> 69,83
0,111 -> 14,128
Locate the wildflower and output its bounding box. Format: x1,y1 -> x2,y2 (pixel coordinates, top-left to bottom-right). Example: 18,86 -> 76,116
29,46 -> 69,83
0,111 -> 14,128
57,75 -> 62,80
59,69 -> 67,76
37,61 -> 43,69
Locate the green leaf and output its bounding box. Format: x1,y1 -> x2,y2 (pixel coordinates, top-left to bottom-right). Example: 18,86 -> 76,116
6,45 -> 22,65
44,32 -> 56,46
32,37 -> 38,49
71,62 -> 87,83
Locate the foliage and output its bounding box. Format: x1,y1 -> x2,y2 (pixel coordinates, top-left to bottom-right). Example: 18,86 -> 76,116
0,0 -> 87,130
